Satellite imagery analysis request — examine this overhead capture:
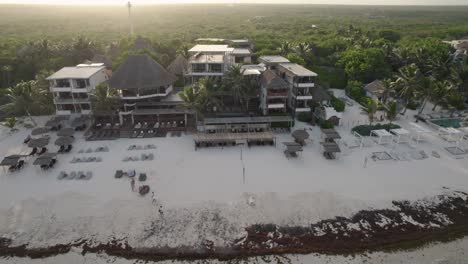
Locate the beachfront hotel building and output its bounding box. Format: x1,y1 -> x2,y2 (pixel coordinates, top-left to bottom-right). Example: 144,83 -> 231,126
256,56 -> 322,116
108,54 -> 194,132
185,43 -> 253,83
47,63 -> 108,115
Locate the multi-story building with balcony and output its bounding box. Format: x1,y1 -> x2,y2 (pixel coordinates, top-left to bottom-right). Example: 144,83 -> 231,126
185,44 -> 253,84
109,54 -> 195,130
277,62 -> 318,115
185,45 -> 234,83
47,63 -> 108,115
259,70 -> 289,115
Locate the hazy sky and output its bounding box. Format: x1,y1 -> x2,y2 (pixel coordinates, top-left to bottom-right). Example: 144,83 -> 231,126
0,0 -> 467,5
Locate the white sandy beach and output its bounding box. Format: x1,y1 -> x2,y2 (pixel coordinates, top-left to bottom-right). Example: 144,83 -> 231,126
0,90 -> 467,261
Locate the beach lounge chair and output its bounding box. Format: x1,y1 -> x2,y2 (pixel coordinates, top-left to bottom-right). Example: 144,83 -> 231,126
154,122 -> 160,129
57,171 -> 68,180
115,170 -> 123,178
58,145 -> 65,153
76,171 -> 86,179
139,185 -> 150,195
29,147 -> 38,156
419,150 -> 429,159
24,135 -> 31,144
84,171 -> 92,180
68,171 -> 77,180
65,145 -> 72,153
131,131 -> 138,138
432,151 -> 440,158
37,147 -> 47,155
137,131 -> 145,138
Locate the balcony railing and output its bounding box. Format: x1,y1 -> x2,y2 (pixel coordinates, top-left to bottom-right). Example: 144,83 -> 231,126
267,90 -> 289,97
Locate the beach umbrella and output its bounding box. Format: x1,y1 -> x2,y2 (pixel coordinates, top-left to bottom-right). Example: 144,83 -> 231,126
57,127 -> 75,137
292,129 -> 310,141
283,142 -> 303,152
31,127 -> 50,136
45,119 -> 59,128
28,137 -> 50,148
71,117 -> 88,128
33,153 -> 57,166
54,136 -> 75,146
0,155 -> 23,166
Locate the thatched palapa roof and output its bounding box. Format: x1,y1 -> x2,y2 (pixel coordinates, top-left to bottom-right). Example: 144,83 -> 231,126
55,136 -> 75,146
91,54 -> 113,68
109,54 -> 176,92
167,55 -> 188,76
57,127 -> 75,137
28,137 -> 49,148
310,86 -> 332,102
260,70 -> 289,90
130,37 -> 154,52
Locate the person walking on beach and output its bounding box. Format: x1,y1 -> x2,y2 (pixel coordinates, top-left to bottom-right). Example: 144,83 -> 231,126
151,192 -> 157,205
158,205 -> 164,217
131,178 -> 135,192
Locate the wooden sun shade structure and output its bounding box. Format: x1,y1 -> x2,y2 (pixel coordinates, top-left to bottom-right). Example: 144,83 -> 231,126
283,142 -> 303,158
194,131 -> 276,149
320,128 -> 341,160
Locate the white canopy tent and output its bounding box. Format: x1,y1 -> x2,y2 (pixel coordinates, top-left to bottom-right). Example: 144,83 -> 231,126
459,127 -> 468,139
438,127 -> 464,142
370,129 -> 393,145
408,122 -> 432,144
390,128 -> 411,144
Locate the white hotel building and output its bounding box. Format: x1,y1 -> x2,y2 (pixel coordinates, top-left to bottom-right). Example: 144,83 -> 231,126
47,63 -> 108,115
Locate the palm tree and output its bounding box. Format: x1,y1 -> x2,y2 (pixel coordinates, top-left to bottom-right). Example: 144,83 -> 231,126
294,42 -> 311,58
240,79 -> 259,113
180,77 -> 221,116
178,45 -> 190,58
277,41 -> 292,56
89,84 -> 118,113
361,98 -> 378,125
1,65 -> 13,87
0,80 -> 47,126
223,65 -> 244,105
391,63 -> 422,115
429,80 -> 455,111
385,101 -> 398,124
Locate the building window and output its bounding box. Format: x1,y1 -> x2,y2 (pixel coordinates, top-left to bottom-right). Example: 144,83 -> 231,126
235,56 -> 243,63
208,64 -> 222,73
192,64 -> 206,73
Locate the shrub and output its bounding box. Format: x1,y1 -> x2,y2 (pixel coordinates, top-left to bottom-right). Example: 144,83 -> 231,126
3,117 -> 16,129
351,123 -> 401,136
320,120 -> 335,129
297,112 -> 312,123
139,173 -> 147,182
271,121 -> 294,128
407,100 -> 420,110
330,96 -> 345,112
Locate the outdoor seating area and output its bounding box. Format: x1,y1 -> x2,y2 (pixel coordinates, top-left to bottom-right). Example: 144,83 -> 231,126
0,155 -> 27,172
78,146 -> 109,153
194,131 -> 276,149
127,144 -> 156,151
86,129 -> 120,141
291,129 -> 310,145
320,128 -> 341,160
123,153 -> 155,162
370,129 -> 393,145
58,171 -> 93,180
438,127 -> 464,142
283,142 -> 303,158
45,116 -> 66,131
70,156 -> 102,163
390,128 -> 411,144
33,153 -> 58,170
28,137 -> 50,156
